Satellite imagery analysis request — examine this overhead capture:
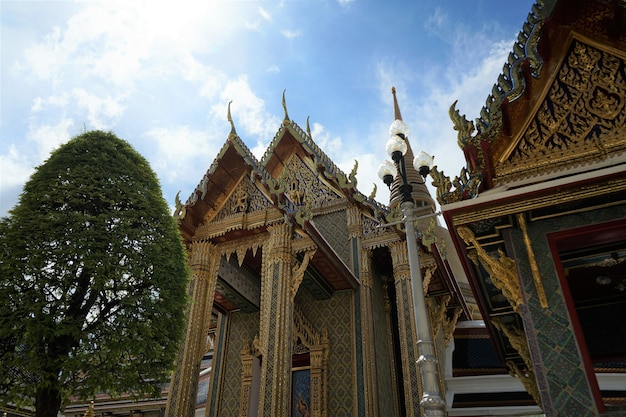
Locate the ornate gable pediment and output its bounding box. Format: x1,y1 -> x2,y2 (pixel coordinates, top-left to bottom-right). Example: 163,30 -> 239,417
495,34 -> 626,185
214,175 -> 273,222
194,174 -> 281,240
278,154 -> 344,212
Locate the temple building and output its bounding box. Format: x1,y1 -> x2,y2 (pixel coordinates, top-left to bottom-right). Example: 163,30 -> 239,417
61,0 -> 626,416
438,0 -> 626,415
158,82 -> 473,417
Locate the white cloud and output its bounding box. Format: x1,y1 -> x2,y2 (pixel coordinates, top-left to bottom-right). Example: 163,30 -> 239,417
267,64 -> 280,74
371,37 -> 515,209
310,122 -> 342,157
178,53 -> 227,100
145,126 -> 219,184
215,76 -> 282,142
337,0 -> 356,9
0,145 -> 33,190
28,118 -> 75,161
424,7 -> 450,39
72,88 -> 126,130
282,30 -> 301,39
259,7 -> 272,22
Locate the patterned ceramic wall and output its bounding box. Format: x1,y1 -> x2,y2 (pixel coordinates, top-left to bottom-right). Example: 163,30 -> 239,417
295,286 -> 355,416
371,272 -> 397,415
511,205 -> 626,416
215,311 -> 260,417
313,211 -> 351,270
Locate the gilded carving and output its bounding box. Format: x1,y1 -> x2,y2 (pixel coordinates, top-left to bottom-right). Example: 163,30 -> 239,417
444,308 -> 462,348
361,216 -> 387,240
492,317 -> 541,406
422,263 -> 436,295
346,205 -> 362,239
166,240 -> 219,417
292,306 -> 329,417
420,217 -> 438,253
389,241 -> 411,284
258,221 -> 296,416
516,213 -> 549,308
429,166 -> 454,206
428,295 -> 462,348
188,240 -> 216,275
498,37 -> 626,183
336,159 -> 358,190
173,190 -> 186,219
449,100 -> 475,147
219,233 -> 266,267
457,225 -> 523,311
506,361 -> 542,409
291,248 -> 316,299
368,183 -> 377,200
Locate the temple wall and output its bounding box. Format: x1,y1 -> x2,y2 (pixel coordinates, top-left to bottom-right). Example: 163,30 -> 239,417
371,271 -> 398,416
295,287 -> 355,415
313,210 -> 351,270
213,311 -> 260,417
507,204 -> 626,416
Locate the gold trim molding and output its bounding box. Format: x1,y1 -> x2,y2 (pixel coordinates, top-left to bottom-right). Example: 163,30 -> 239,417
516,214 -> 549,308
457,226 -> 523,311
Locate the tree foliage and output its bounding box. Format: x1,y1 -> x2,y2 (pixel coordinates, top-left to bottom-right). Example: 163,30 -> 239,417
0,131 -> 189,417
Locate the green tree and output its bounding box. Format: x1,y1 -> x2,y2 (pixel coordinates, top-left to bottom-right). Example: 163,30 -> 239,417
0,131 -> 189,417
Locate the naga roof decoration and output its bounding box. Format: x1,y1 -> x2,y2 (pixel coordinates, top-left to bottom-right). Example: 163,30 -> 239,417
473,0 -> 557,138
436,0 -> 626,204
434,0 -> 557,206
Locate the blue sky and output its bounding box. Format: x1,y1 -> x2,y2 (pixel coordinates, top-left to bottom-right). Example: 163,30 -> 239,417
1,0 -> 536,216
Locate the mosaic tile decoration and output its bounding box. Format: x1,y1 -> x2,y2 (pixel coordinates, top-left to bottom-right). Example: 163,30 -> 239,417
398,278 -> 421,416
295,287 -> 356,416
371,269 -> 398,415
214,311 -> 260,417
207,313 -> 228,417
512,205 -> 626,416
313,210 -> 352,270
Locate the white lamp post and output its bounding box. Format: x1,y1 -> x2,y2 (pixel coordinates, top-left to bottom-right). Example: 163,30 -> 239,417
378,119 -> 445,417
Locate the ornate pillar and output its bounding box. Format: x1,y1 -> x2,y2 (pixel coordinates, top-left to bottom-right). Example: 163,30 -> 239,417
165,240 -> 219,417
239,353 -> 255,417
389,241 -> 422,417
348,205 -> 378,416
258,222 -> 294,416
383,283 -> 401,417
359,249 -> 379,416
309,332 -> 329,417
238,338 -> 260,417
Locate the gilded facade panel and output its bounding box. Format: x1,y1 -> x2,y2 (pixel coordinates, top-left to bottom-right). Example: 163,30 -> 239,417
498,36 -> 626,184
215,311 -> 260,417
295,287 -> 355,416
314,210 -> 351,271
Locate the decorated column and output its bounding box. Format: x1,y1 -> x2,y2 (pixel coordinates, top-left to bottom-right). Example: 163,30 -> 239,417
258,222 -> 294,416
347,206 -> 378,416
165,240 -> 219,417
389,240 -> 422,417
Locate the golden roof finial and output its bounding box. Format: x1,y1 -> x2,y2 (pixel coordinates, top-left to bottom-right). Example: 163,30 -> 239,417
84,401 -> 95,417
282,89 -> 290,125
306,116 -> 312,138
391,86 -> 403,121
227,101 -> 237,138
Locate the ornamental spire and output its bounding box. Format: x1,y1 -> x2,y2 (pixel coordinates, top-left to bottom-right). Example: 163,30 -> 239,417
227,101 -> 237,138
388,87 -> 436,216
282,89 -> 290,125
392,86 -> 403,121
306,116 -> 312,139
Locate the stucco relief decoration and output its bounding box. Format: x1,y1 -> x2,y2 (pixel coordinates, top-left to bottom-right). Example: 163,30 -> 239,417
282,156 -> 341,210
499,38 -> 626,182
